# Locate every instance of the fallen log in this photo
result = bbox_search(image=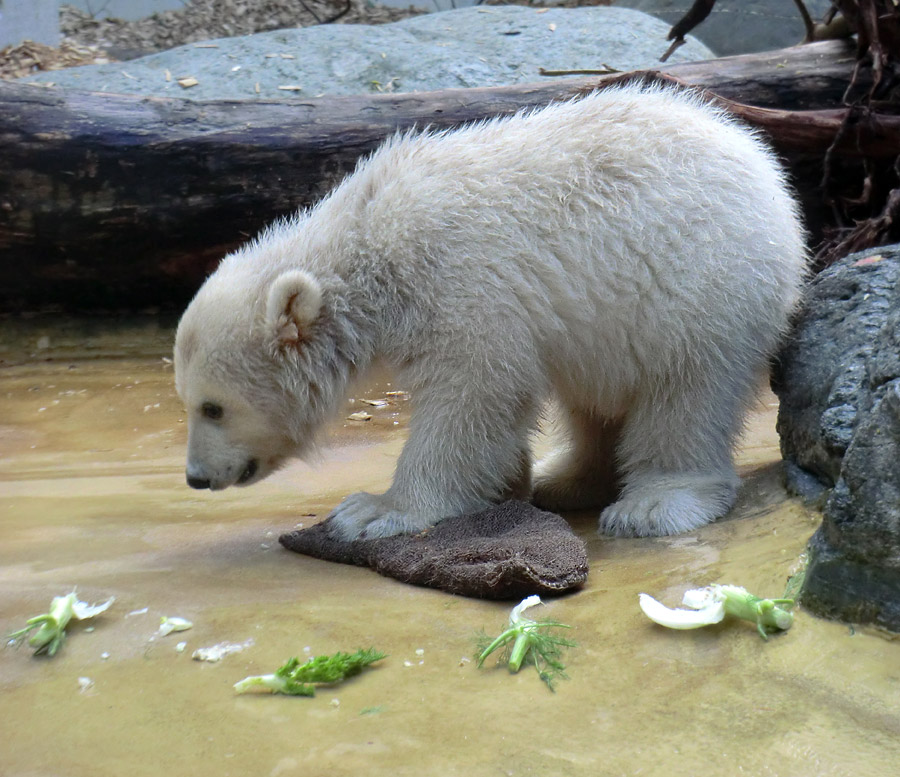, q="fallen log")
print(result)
[0,39,886,312]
